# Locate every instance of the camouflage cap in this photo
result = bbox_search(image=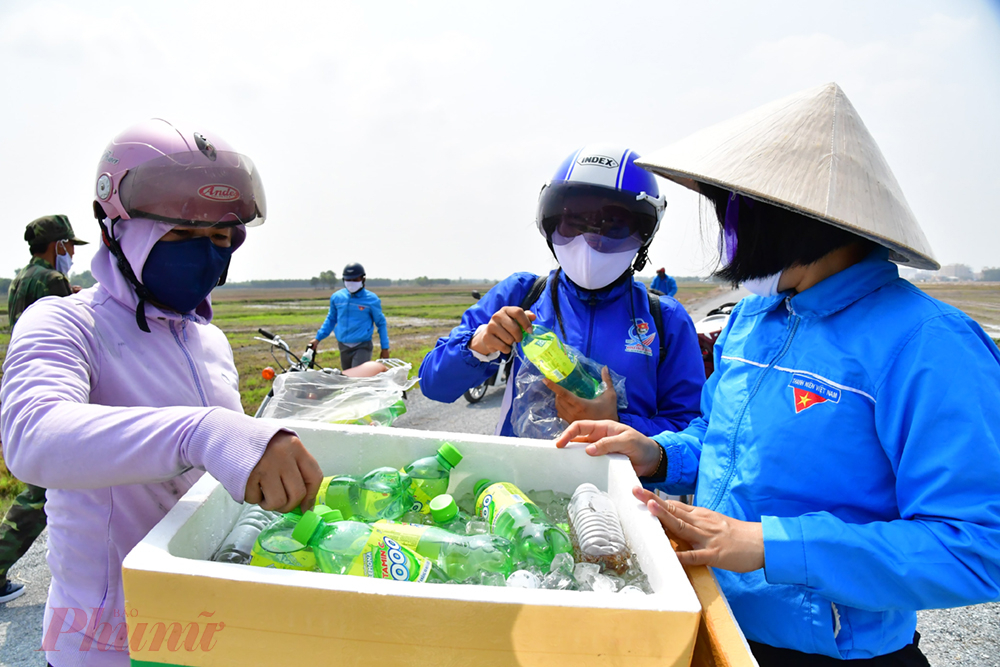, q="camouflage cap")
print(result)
[24,215,88,247]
